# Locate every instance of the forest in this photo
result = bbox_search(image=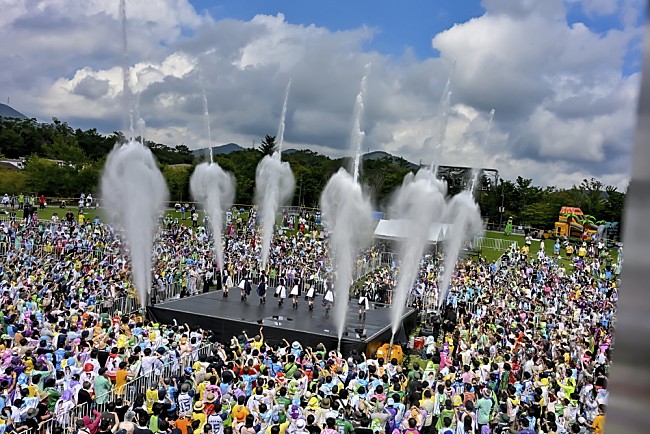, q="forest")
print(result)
[0,117,625,230]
